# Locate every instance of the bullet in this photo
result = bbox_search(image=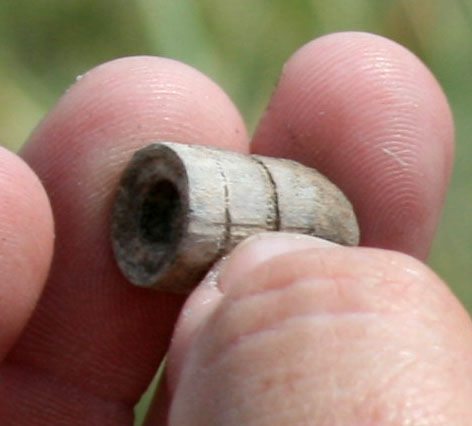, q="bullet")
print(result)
[111,142,359,294]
